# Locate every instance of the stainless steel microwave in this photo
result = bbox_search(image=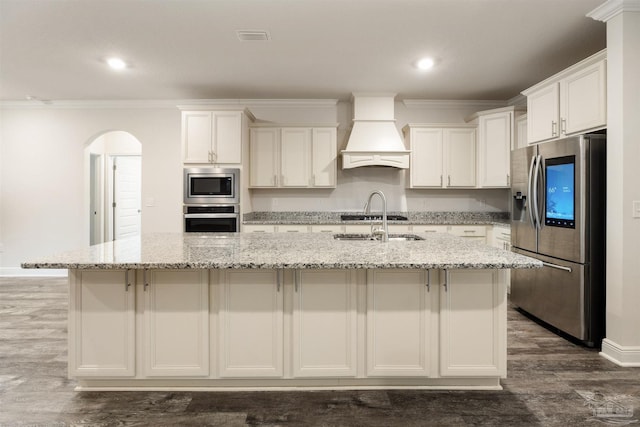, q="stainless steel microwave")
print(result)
[183,167,239,205]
